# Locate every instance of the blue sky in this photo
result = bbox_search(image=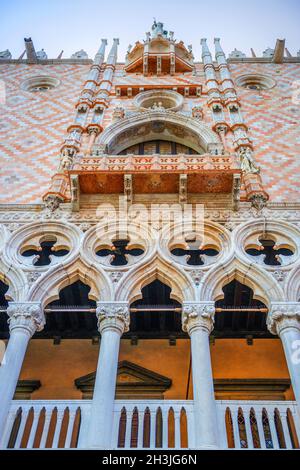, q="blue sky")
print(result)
[1,0,299,60]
